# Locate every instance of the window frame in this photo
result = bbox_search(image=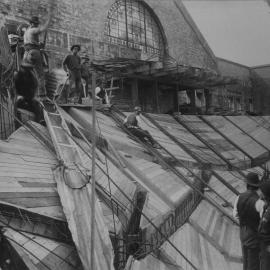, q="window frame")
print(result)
[105,0,164,55]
